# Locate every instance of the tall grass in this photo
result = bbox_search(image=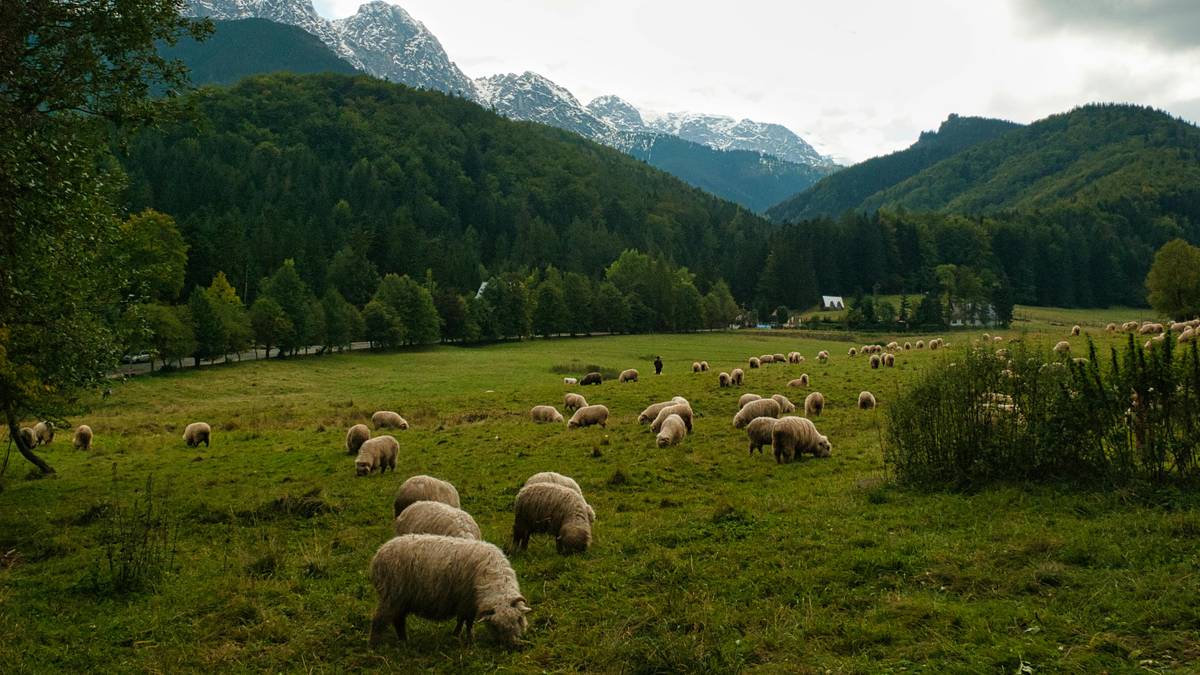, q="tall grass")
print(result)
[885,333,1200,488]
